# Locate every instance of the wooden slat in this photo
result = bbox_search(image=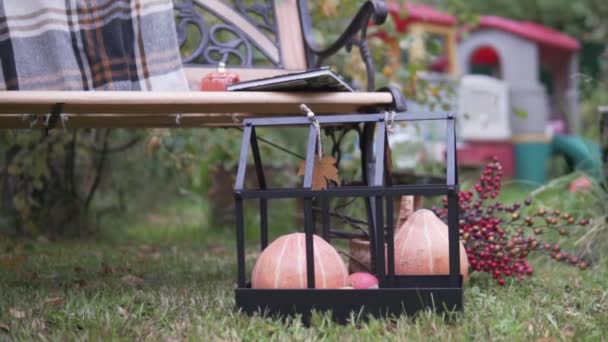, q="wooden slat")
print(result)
[0,91,393,115]
[276,0,308,70]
